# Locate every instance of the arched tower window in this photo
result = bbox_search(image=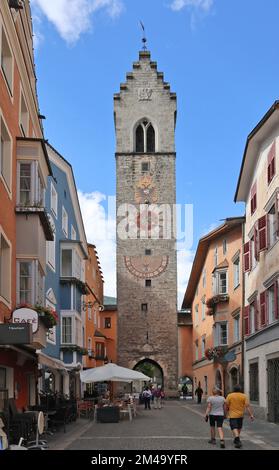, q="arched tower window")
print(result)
[136,124,144,152]
[135,120,156,153]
